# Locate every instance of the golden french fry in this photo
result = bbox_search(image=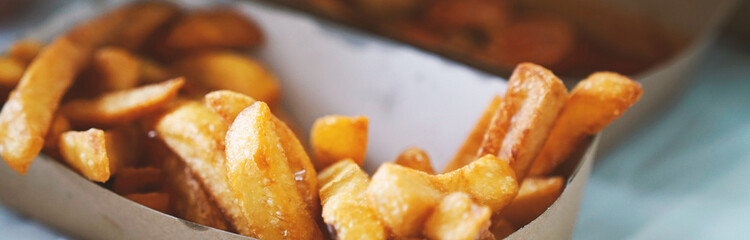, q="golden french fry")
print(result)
[163,154,230,231]
[367,154,518,237]
[58,129,111,182]
[310,115,368,169]
[110,2,178,50]
[444,95,502,172]
[318,160,387,240]
[478,63,568,181]
[65,4,132,49]
[423,192,492,240]
[529,72,642,176]
[225,101,323,239]
[92,47,140,91]
[0,37,87,174]
[204,90,320,218]
[172,52,280,105]
[112,167,164,195]
[8,39,44,65]
[204,90,257,122]
[154,101,249,234]
[61,78,184,127]
[500,177,564,226]
[124,192,170,213]
[0,57,25,88]
[163,9,264,50]
[395,147,435,174]
[489,215,516,239]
